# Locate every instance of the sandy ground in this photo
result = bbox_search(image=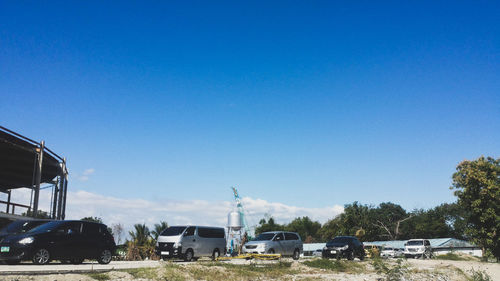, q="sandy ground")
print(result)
[0,258,498,281]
